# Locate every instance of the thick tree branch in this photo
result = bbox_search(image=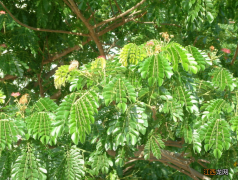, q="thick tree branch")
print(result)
[163,139,183,148]
[107,146,211,180]
[66,0,105,56]
[231,44,238,65]
[0,1,89,37]
[94,0,146,28]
